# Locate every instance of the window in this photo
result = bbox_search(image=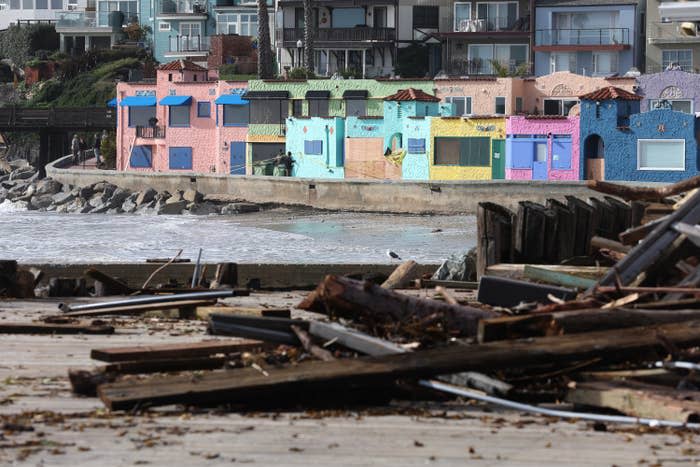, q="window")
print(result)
[552,11,619,45]
[469,44,527,74]
[454,2,471,31]
[495,97,506,115]
[250,99,288,124]
[638,139,685,171]
[97,1,138,27]
[413,6,438,29]
[50,0,61,8]
[434,137,490,166]
[308,99,329,117]
[9,0,19,8]
[35,0,47,8]
[129,146,152,168]
[408,138,426,154]
[550,52,576,73]
[169,105,191,127]
[304,140,323,155]
[169,147,193,170]
[128,107,156,128]
[445,96,472,116]
[515,97,523,113]
[223,104,249,126]
[476,1,517,31]
[216,13,259,35]
[22,0,31,8]
[552,136,572,170]
[593,52,618,75]
[543,99,578,116]
[197,101,210,118]
[649,99,693,114]
[168,73,173,82]
[332,8,365,27]
[180,22,201,39]
[346,99,367,117]
[662,50,692,71]
[159,22,171,31]
[292,100,303,117]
